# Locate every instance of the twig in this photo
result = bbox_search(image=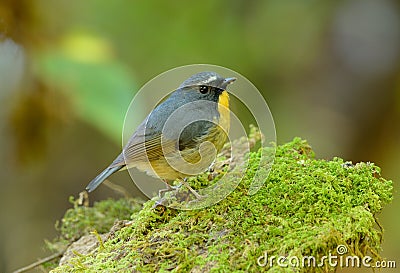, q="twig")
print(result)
[103,179,132,198]
[12,250,64,273]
